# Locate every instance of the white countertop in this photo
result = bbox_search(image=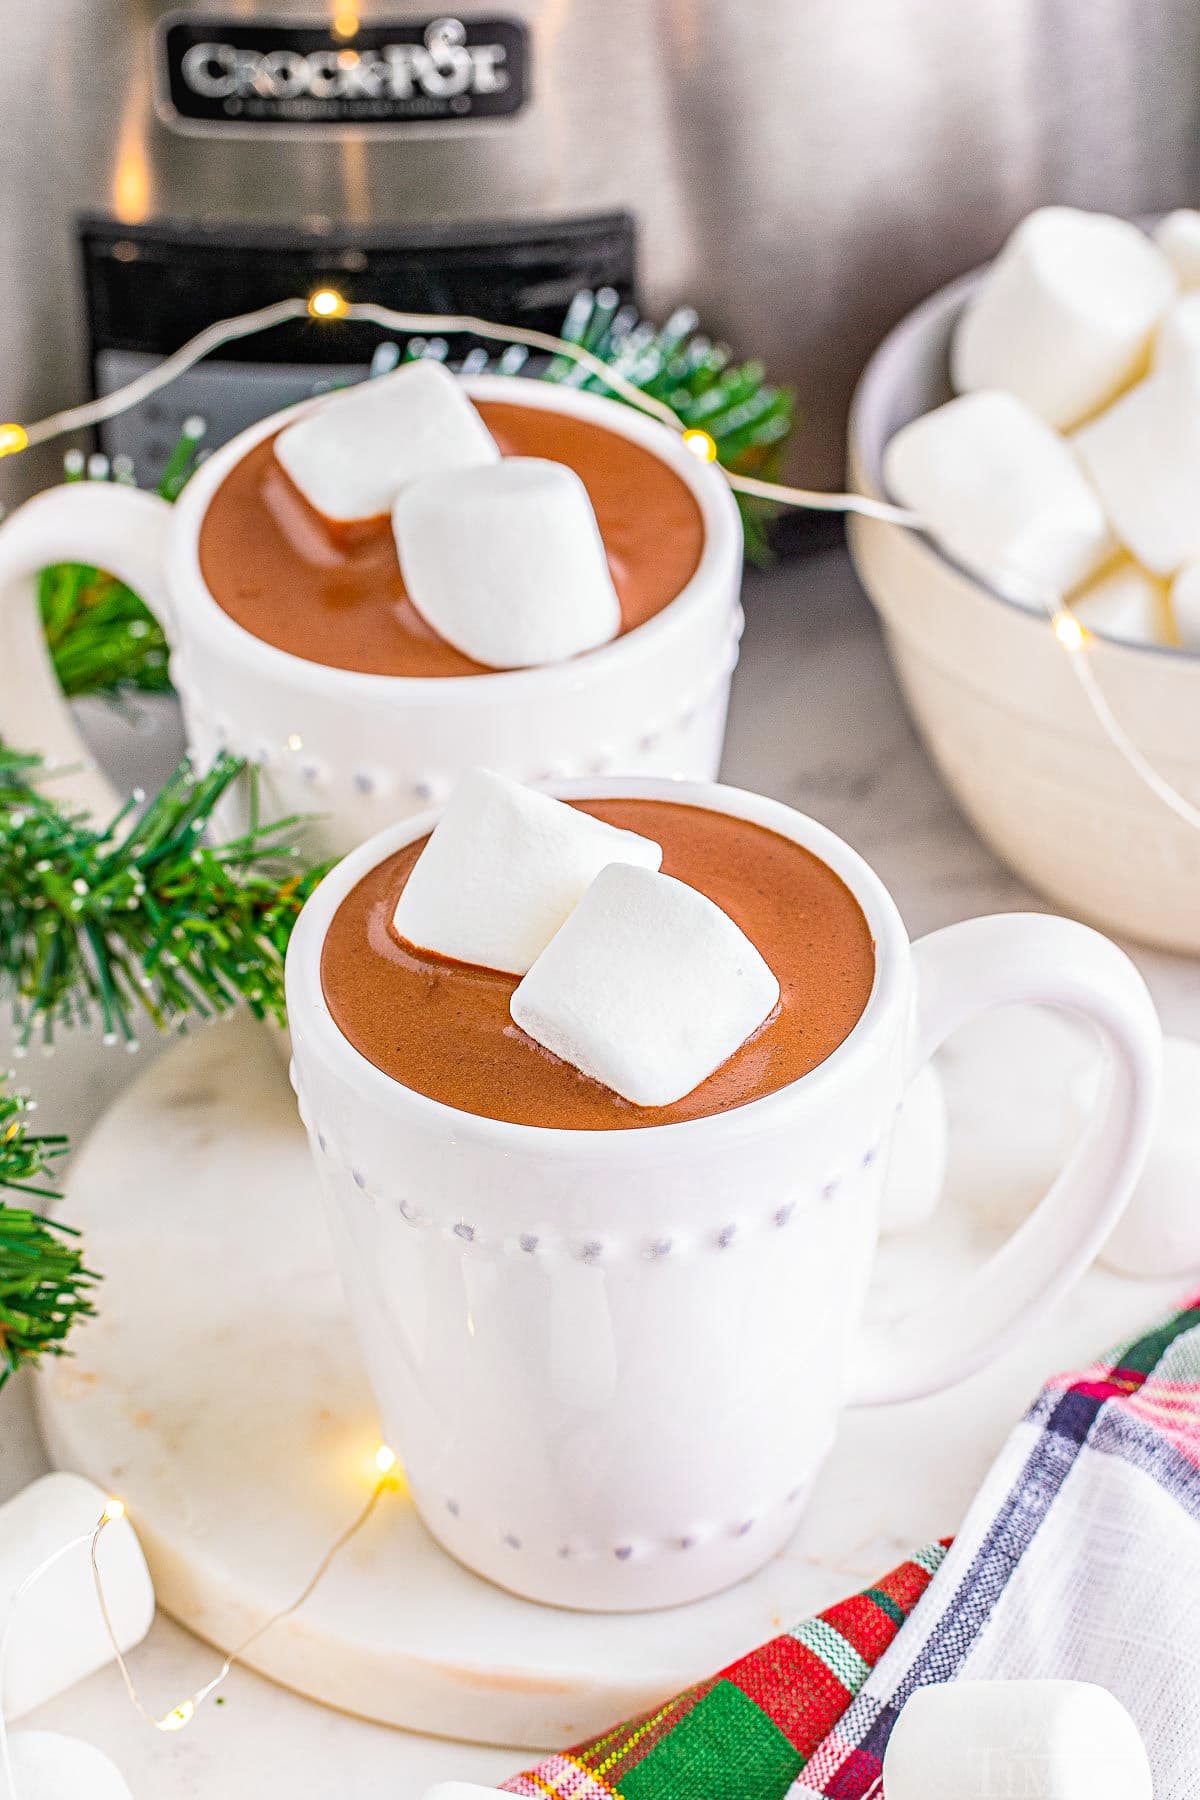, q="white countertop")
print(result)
[5,548,1197,1798]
